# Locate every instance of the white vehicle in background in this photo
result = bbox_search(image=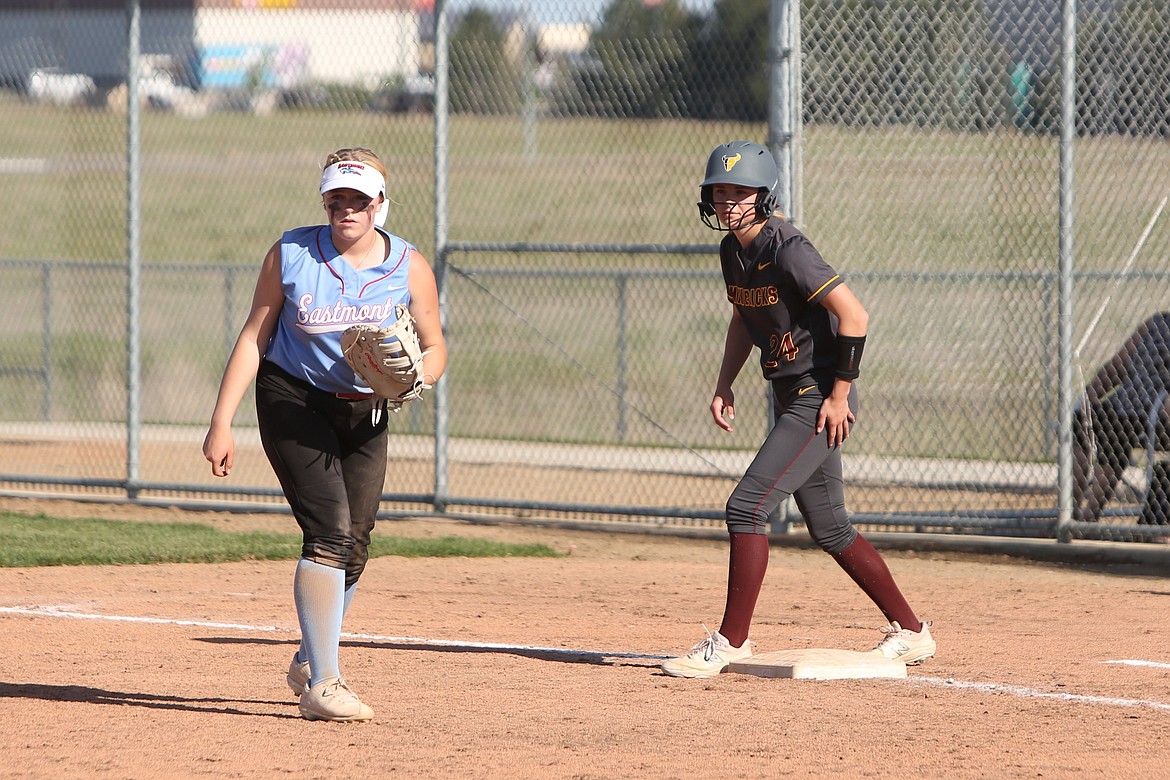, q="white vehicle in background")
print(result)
[26,68,96,105]
[102,56,207,116]
[137,55,199,112]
